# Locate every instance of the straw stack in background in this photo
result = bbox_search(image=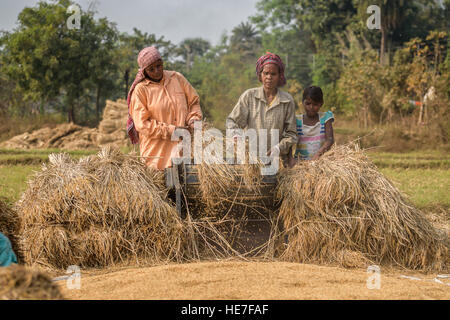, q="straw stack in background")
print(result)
[276,143,449,271]
[97,99,130,147]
